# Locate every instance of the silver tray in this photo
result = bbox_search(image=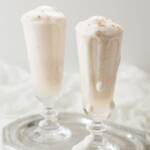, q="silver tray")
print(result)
[3,113,150,150]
